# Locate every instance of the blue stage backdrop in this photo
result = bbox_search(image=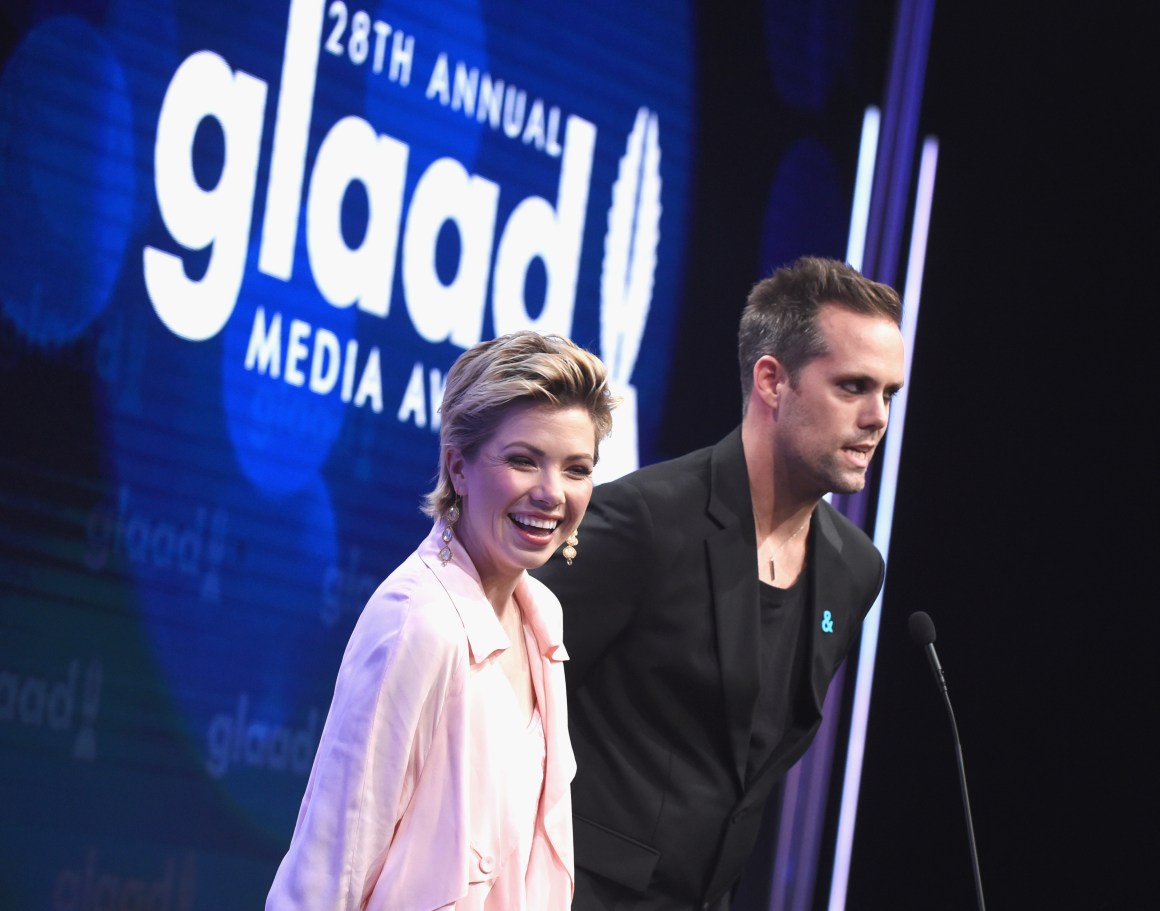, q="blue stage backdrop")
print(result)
[0,1,903,907]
